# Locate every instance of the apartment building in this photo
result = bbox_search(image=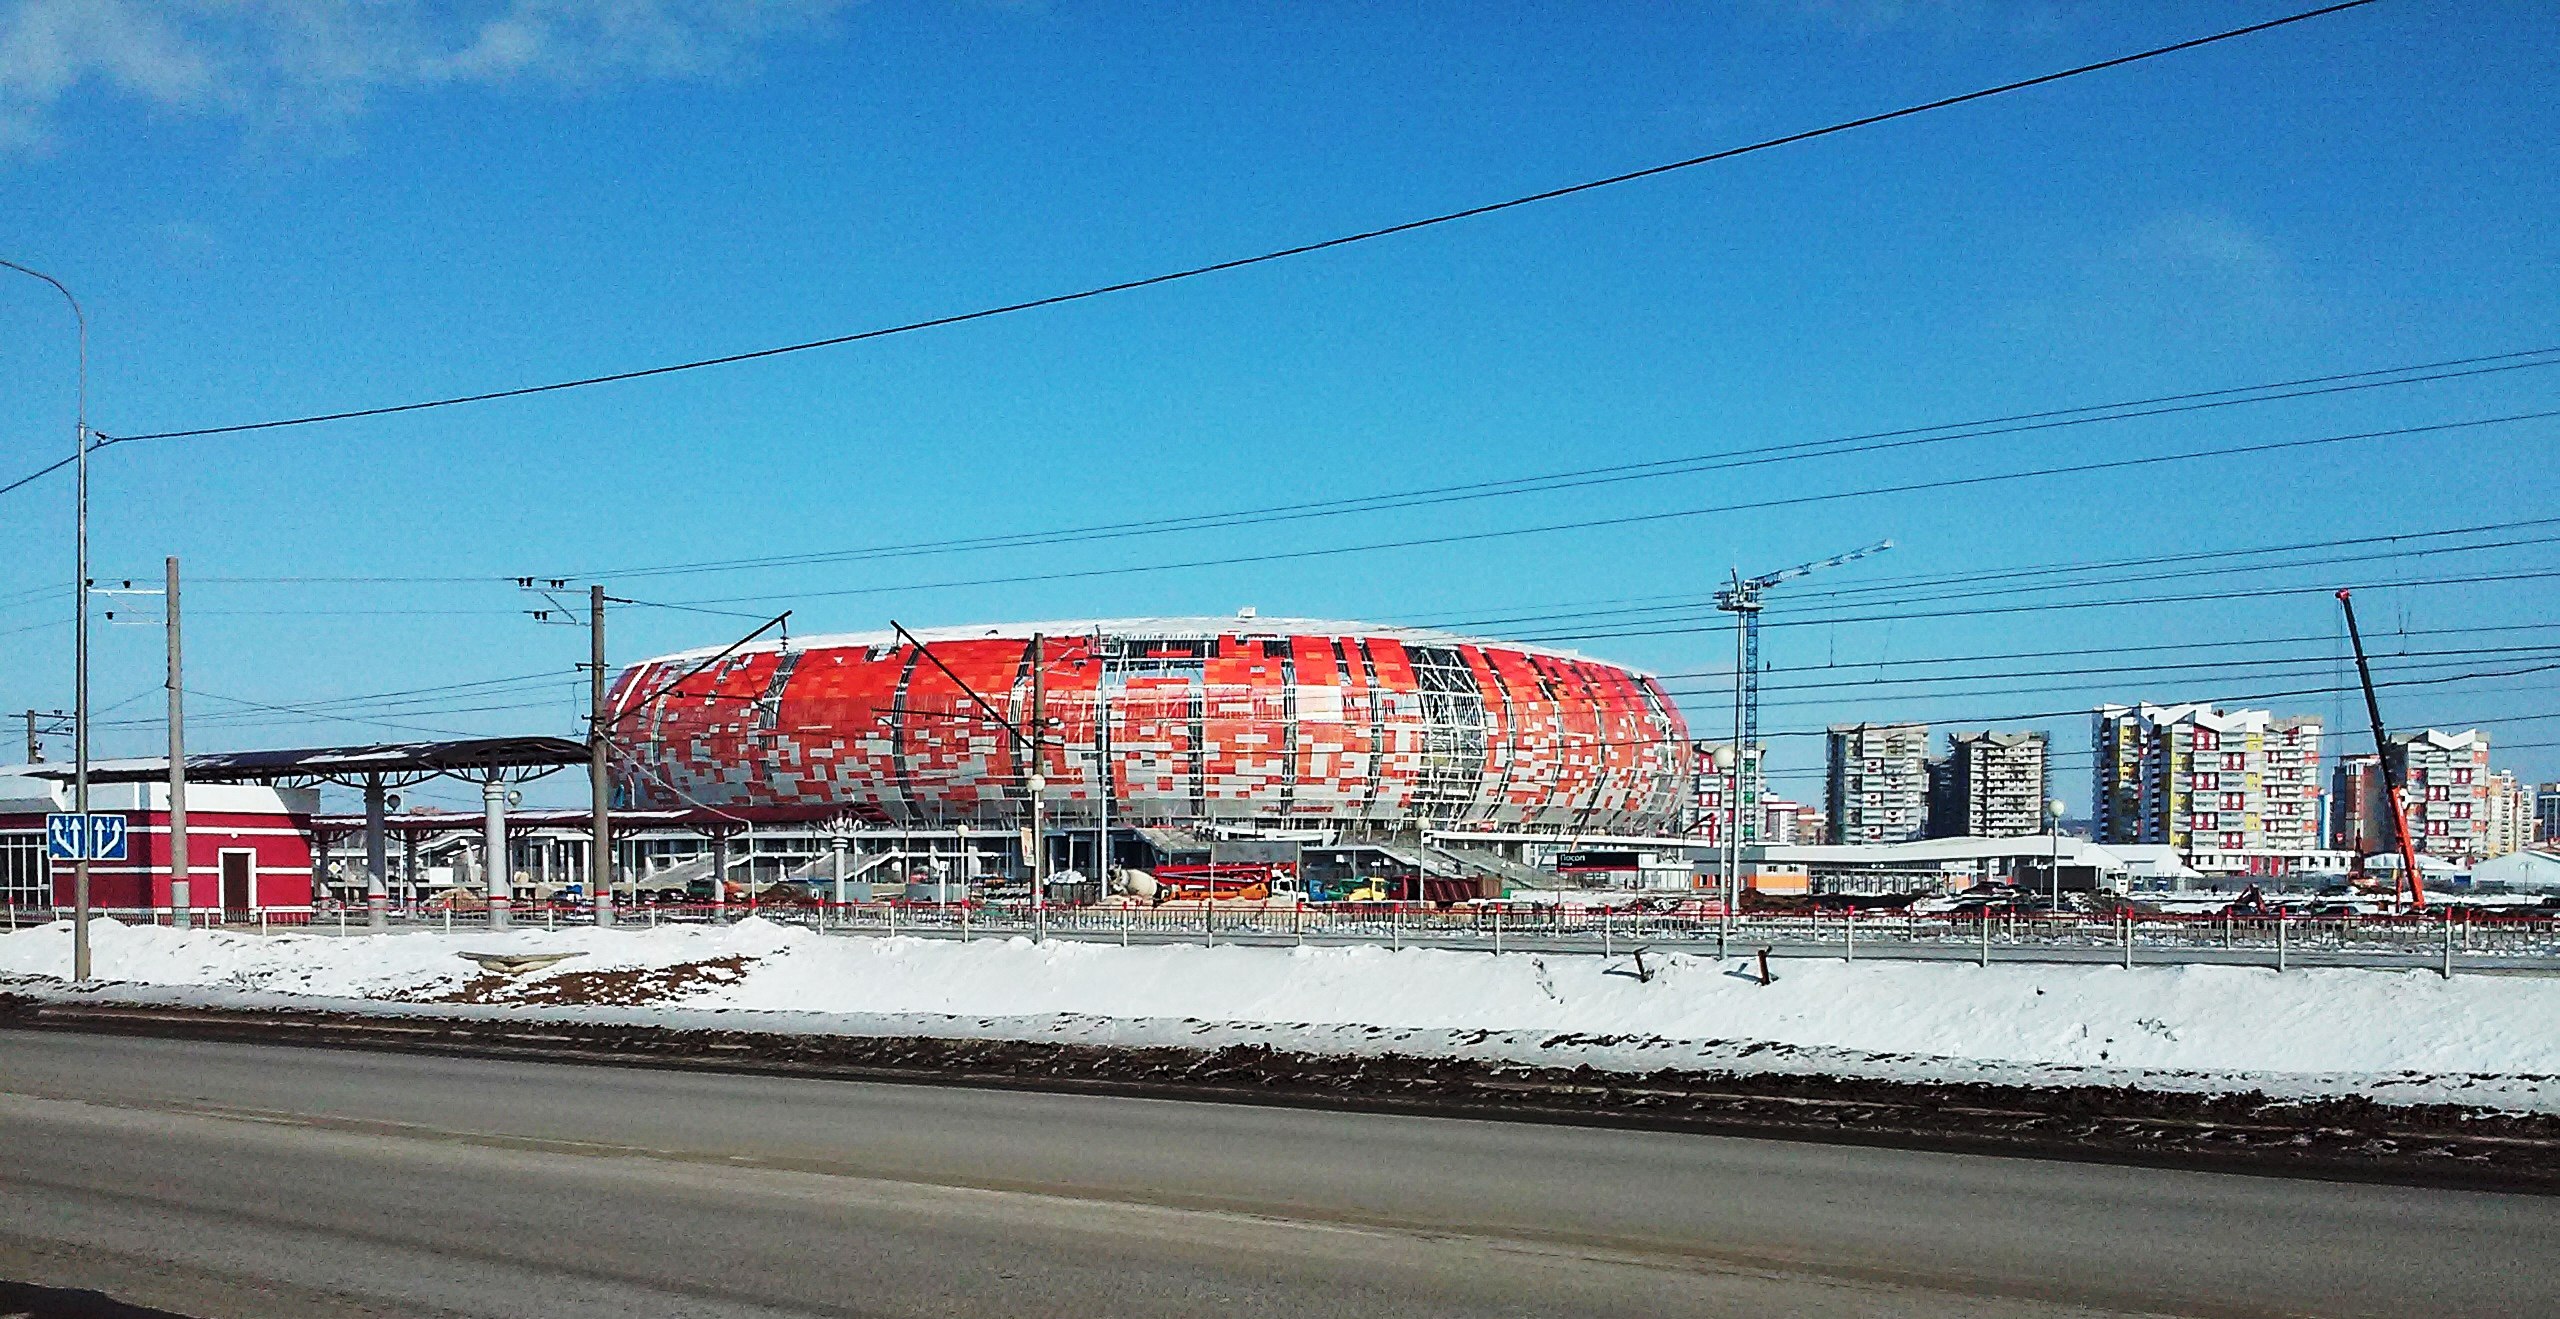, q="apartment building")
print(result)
[2383,729,2492,859]
[1760,797,1823,845]
[1825,722,1928,845]
[1689,741,1764,846]
[2329,753,2386,853]
[1925,730,2051,838]
[2093,703,2323,867]
[2482,769,2533,859]
[2540,783,2560,846]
